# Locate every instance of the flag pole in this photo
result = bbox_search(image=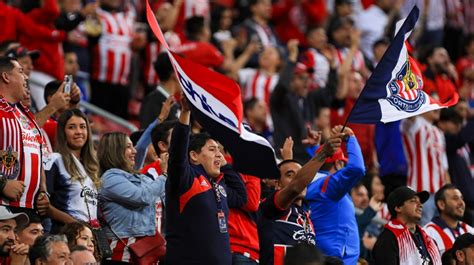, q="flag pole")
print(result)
[340,85,366,133]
